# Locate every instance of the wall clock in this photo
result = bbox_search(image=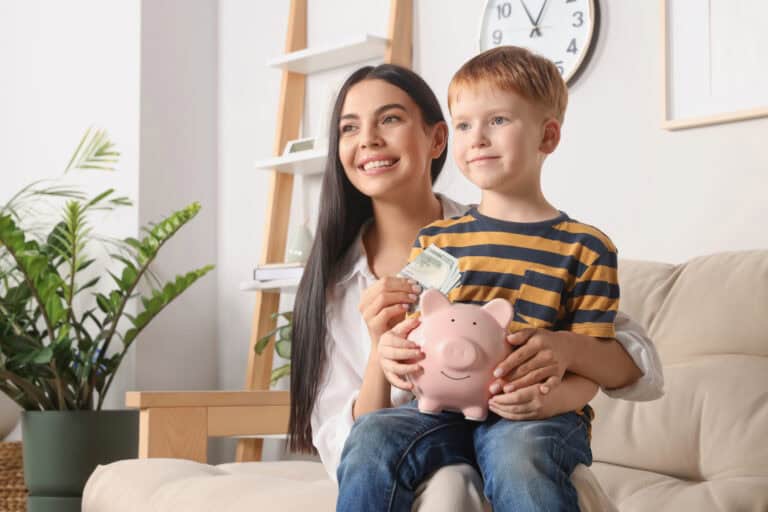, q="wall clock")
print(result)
[478,0,600,86]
